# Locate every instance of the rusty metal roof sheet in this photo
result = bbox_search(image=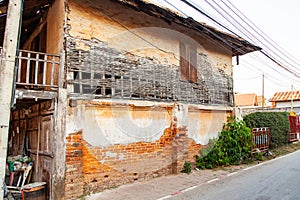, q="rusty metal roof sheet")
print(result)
[269,91,300,102]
